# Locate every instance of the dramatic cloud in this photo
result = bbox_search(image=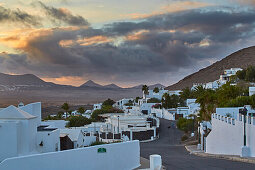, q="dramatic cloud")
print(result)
[37,1,89,26]
[1,7,255,85]
[0,6,41,26]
